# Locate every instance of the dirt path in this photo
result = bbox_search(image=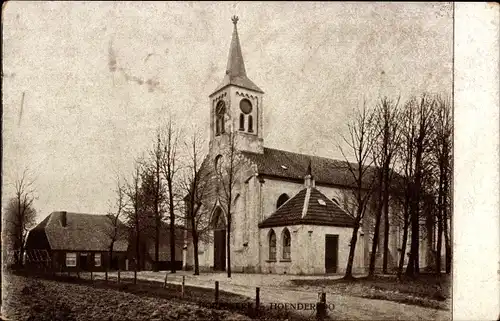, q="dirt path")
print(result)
[95,272,450,320]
